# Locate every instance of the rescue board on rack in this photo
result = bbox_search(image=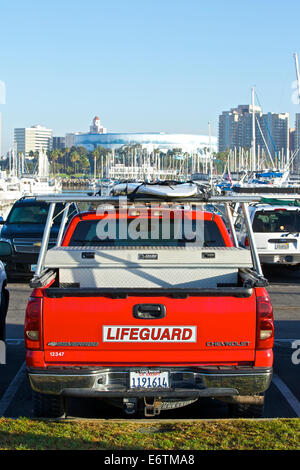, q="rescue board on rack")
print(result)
[110,182,198,198]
